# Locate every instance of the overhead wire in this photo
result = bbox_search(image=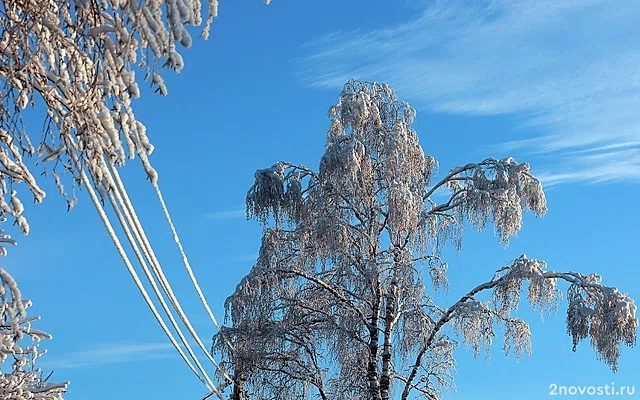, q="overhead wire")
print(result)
[108,163,234,382]
[103,171,219,392]
[64,132,227,398]
[77,164,217,394]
